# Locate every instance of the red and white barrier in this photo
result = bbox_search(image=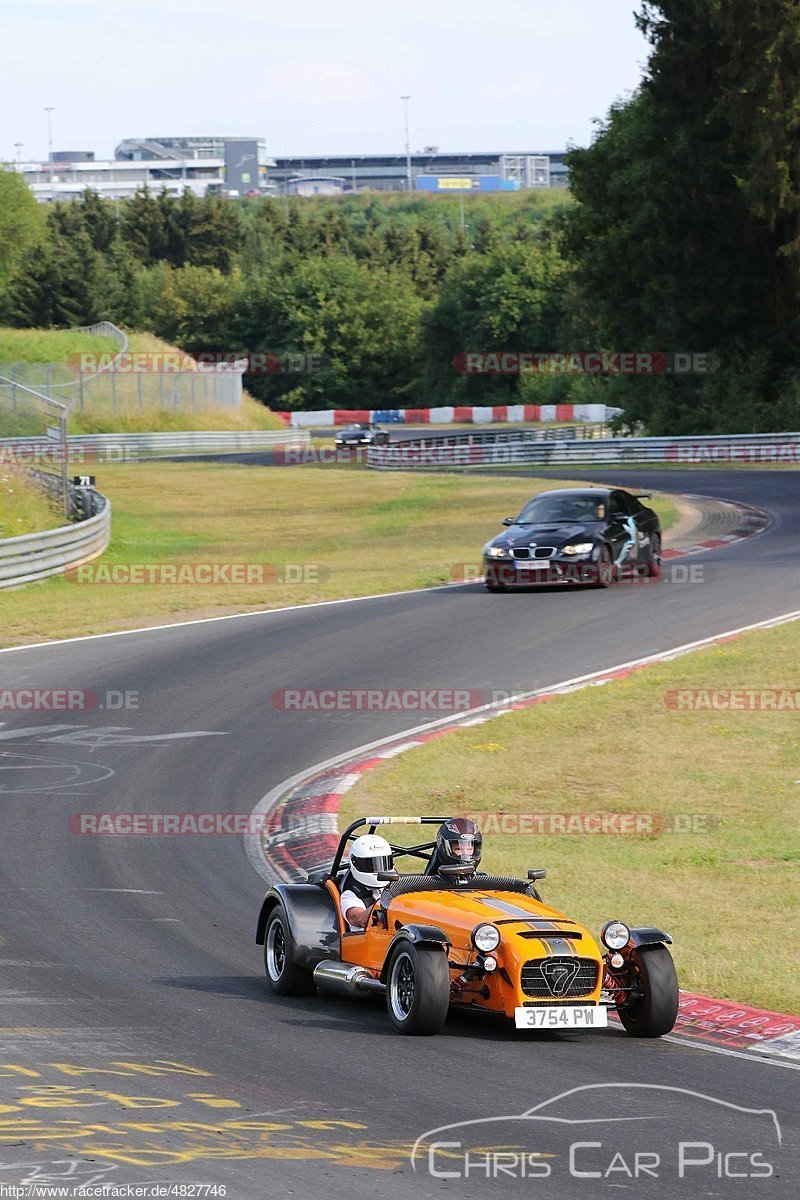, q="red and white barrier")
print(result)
[275,404,611,428]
